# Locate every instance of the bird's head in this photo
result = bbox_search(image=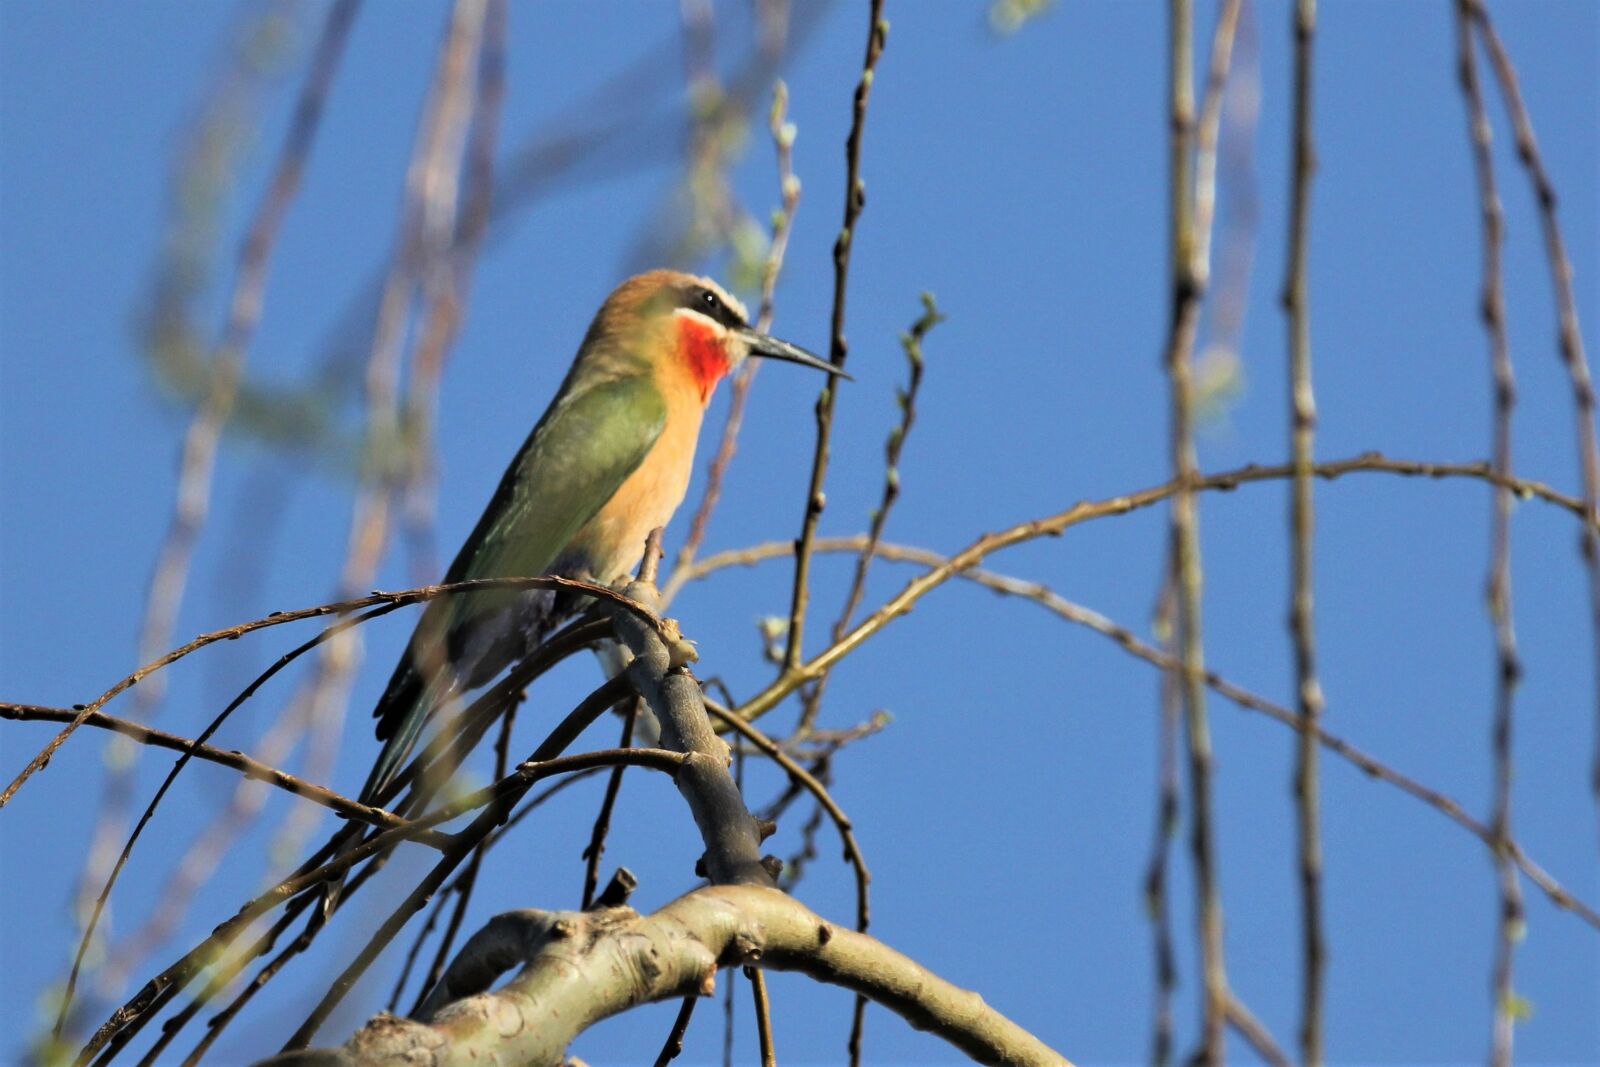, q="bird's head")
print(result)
[592,270,847,403]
